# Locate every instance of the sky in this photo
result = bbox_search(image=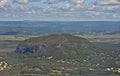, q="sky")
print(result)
[0,0,120,21]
